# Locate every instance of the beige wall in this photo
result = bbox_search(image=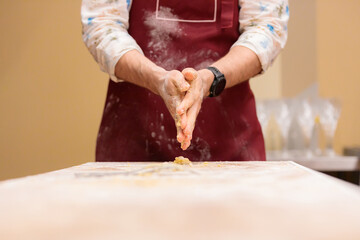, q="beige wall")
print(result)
[1,0,360,180]
[281,0,317,97]
[251,0,318,99]
[317,0,360,153]
[0,1,108,180]
[251,54,282,99]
